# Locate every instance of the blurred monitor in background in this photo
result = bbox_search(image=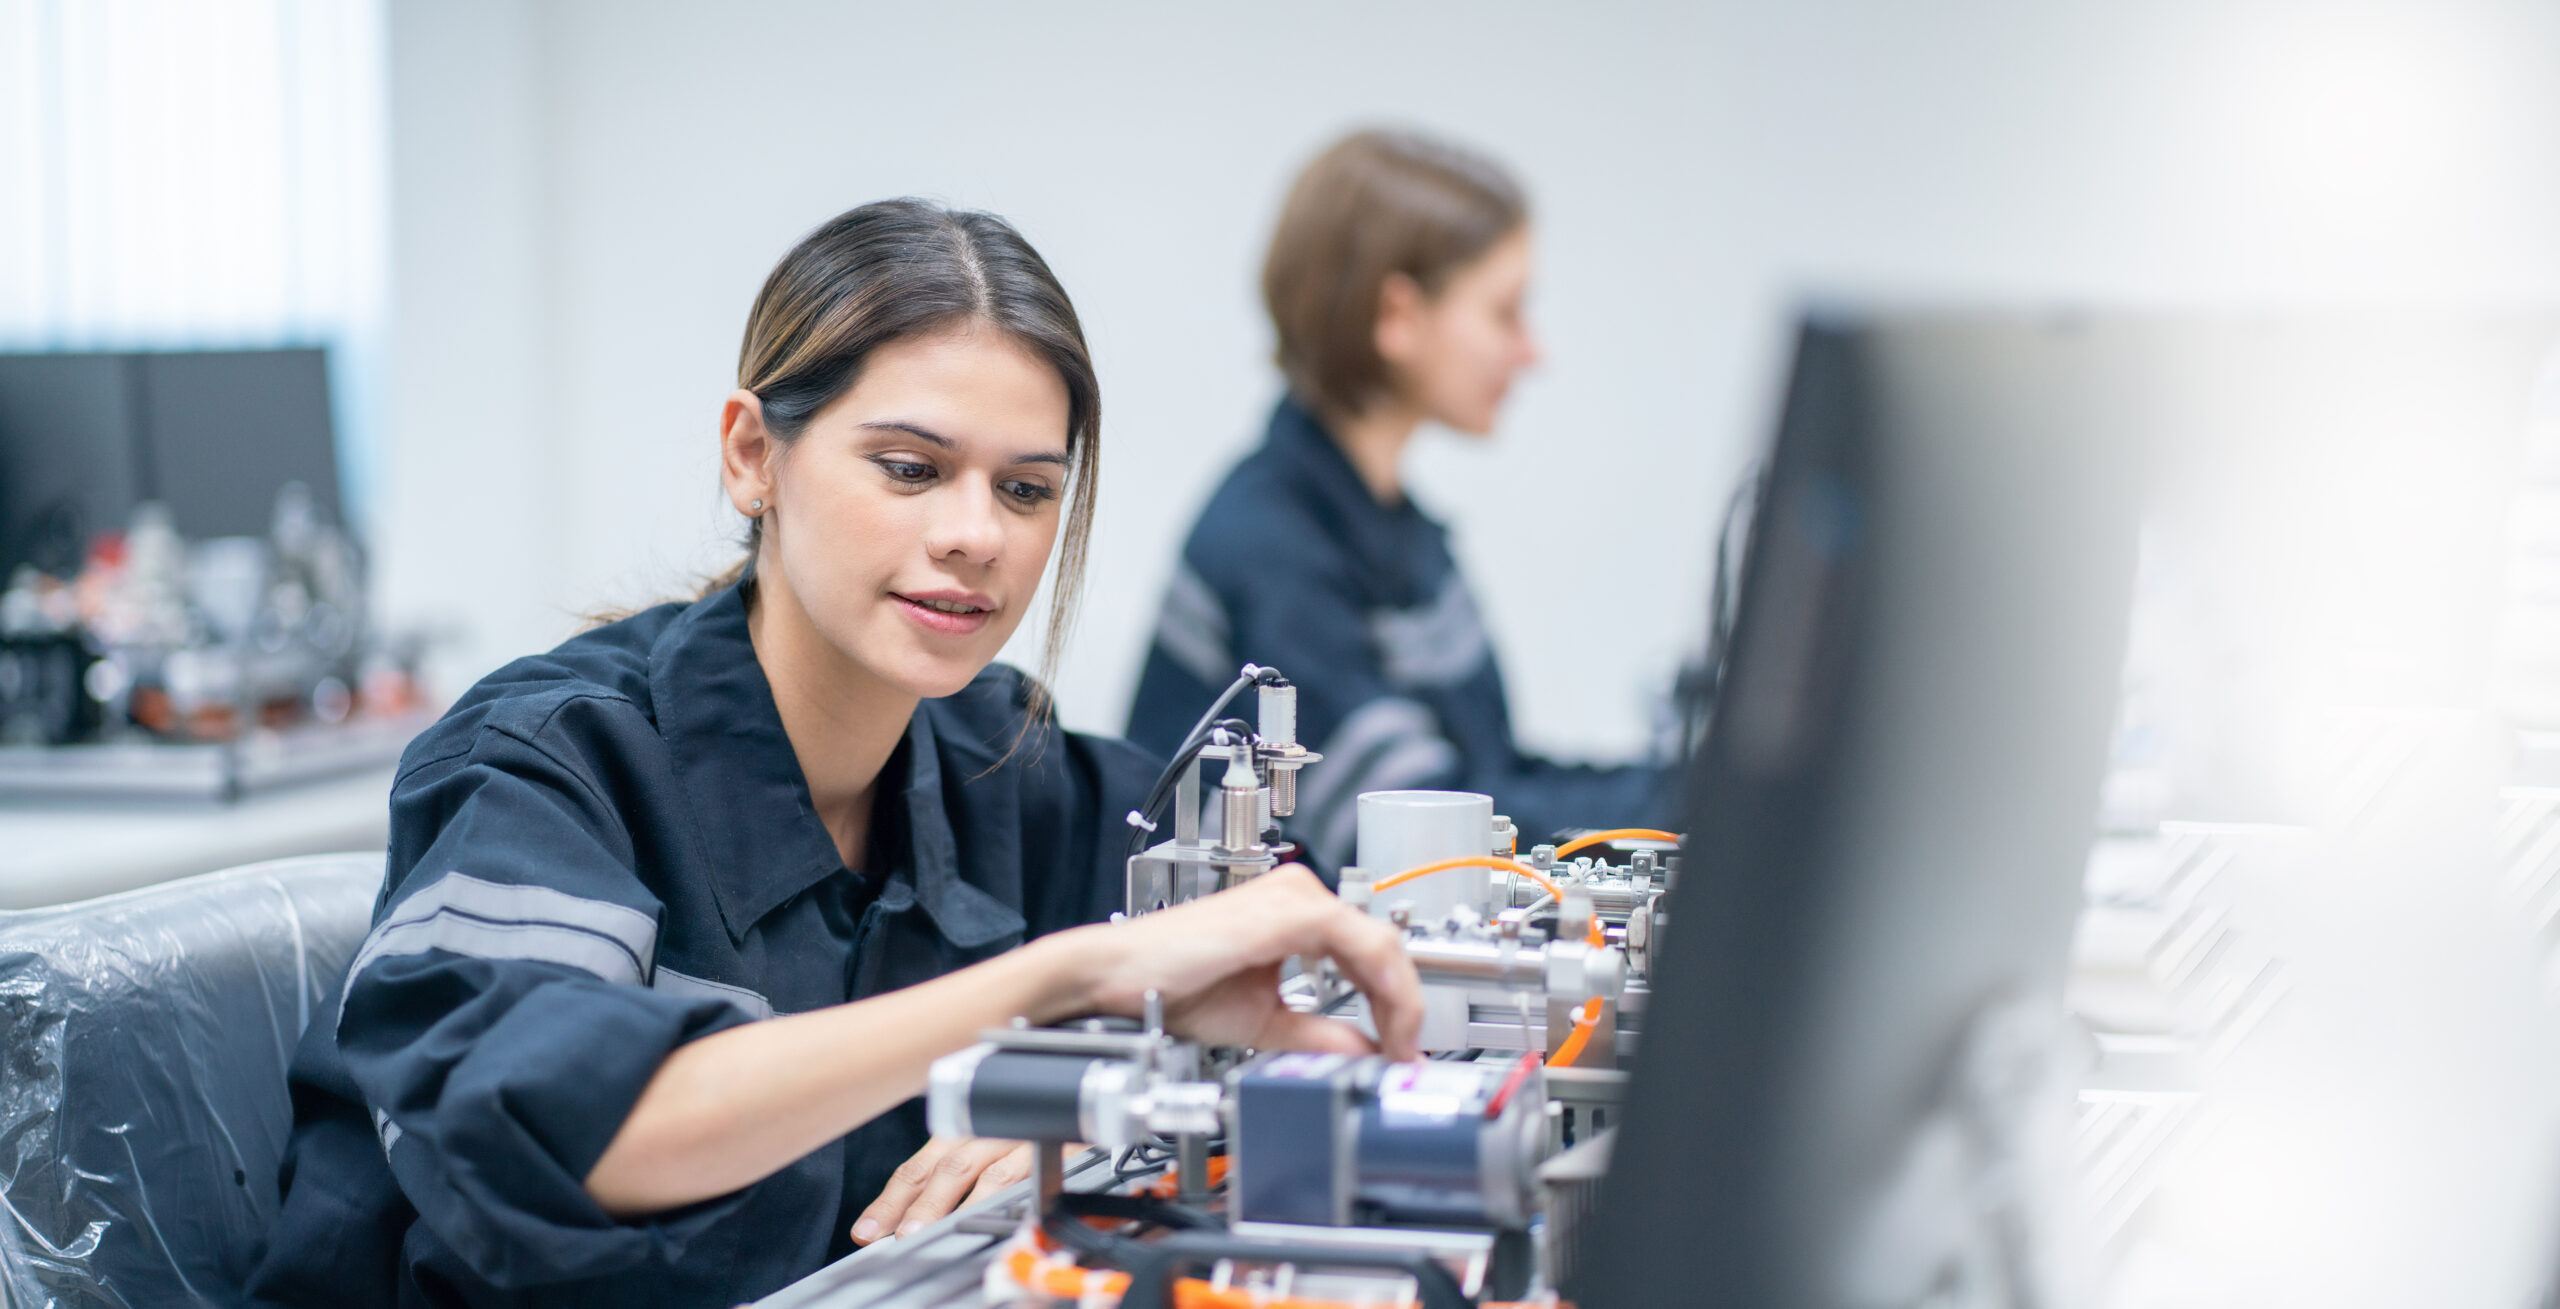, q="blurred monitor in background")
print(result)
[1574,315,2144,1307]
[0,348,345,576]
